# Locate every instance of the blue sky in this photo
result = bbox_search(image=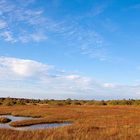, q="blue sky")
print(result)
[0,0,140,99]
